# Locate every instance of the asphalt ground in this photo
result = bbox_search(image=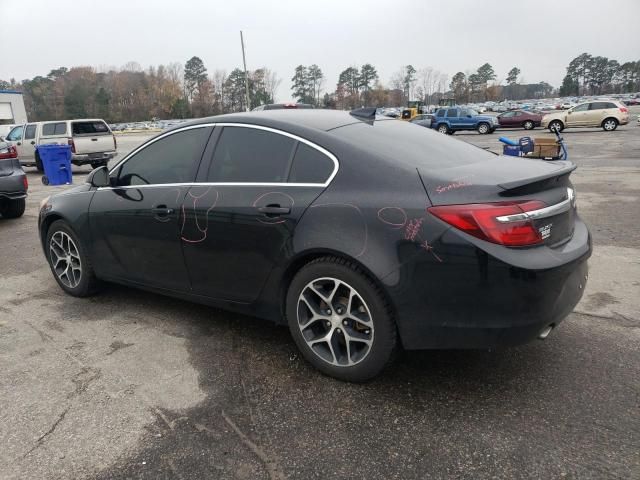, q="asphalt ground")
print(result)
[1,109,639,479]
